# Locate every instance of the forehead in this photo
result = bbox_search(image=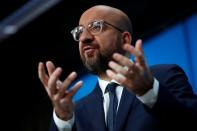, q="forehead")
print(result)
[79,8,111,25]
